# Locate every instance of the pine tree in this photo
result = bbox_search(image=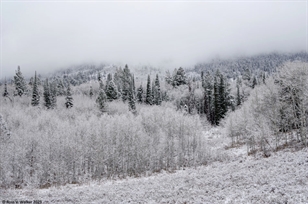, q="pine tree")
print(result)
[31,71,40,106]
[252,76,257,89]
[213,71,220,125]
[121,64,131,102]
[65,83,73,108]
[97,72,102,82]
[50,81,57,109]
[218,73,227,119]
[14,66,27,97]
[204,72,214,124]
[128,85,136,113]
[154,74,162,105]
[3,78,9,97]
[145,75,152,105]
[136,84,144,103]
[236,84,241,106]
[173,67,187,87]
[43,79,51,109]
[57,79,65,96]
[106,81,118,101]
[96,84,107,112]
[107,73,112,83]
[89,86,93,99]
